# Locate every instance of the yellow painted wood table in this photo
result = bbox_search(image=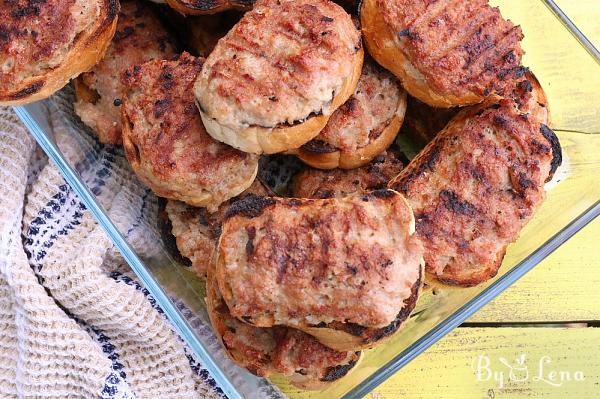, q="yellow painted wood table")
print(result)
[278,1,600,398]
